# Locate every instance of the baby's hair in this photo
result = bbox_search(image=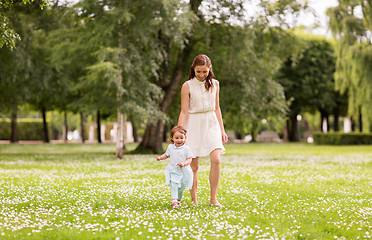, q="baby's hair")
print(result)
[188,54,215,91]
[169,126,187,143]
